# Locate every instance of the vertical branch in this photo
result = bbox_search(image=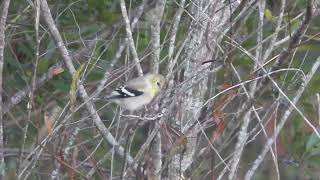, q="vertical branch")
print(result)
[20,0,41,174]
[32,0,41,119]
[146,0,166,179]
[147,0,166,73]
[228,0,265,179]
[119,0,143,76]
[167,0,186,75]
[0,0,11,177]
